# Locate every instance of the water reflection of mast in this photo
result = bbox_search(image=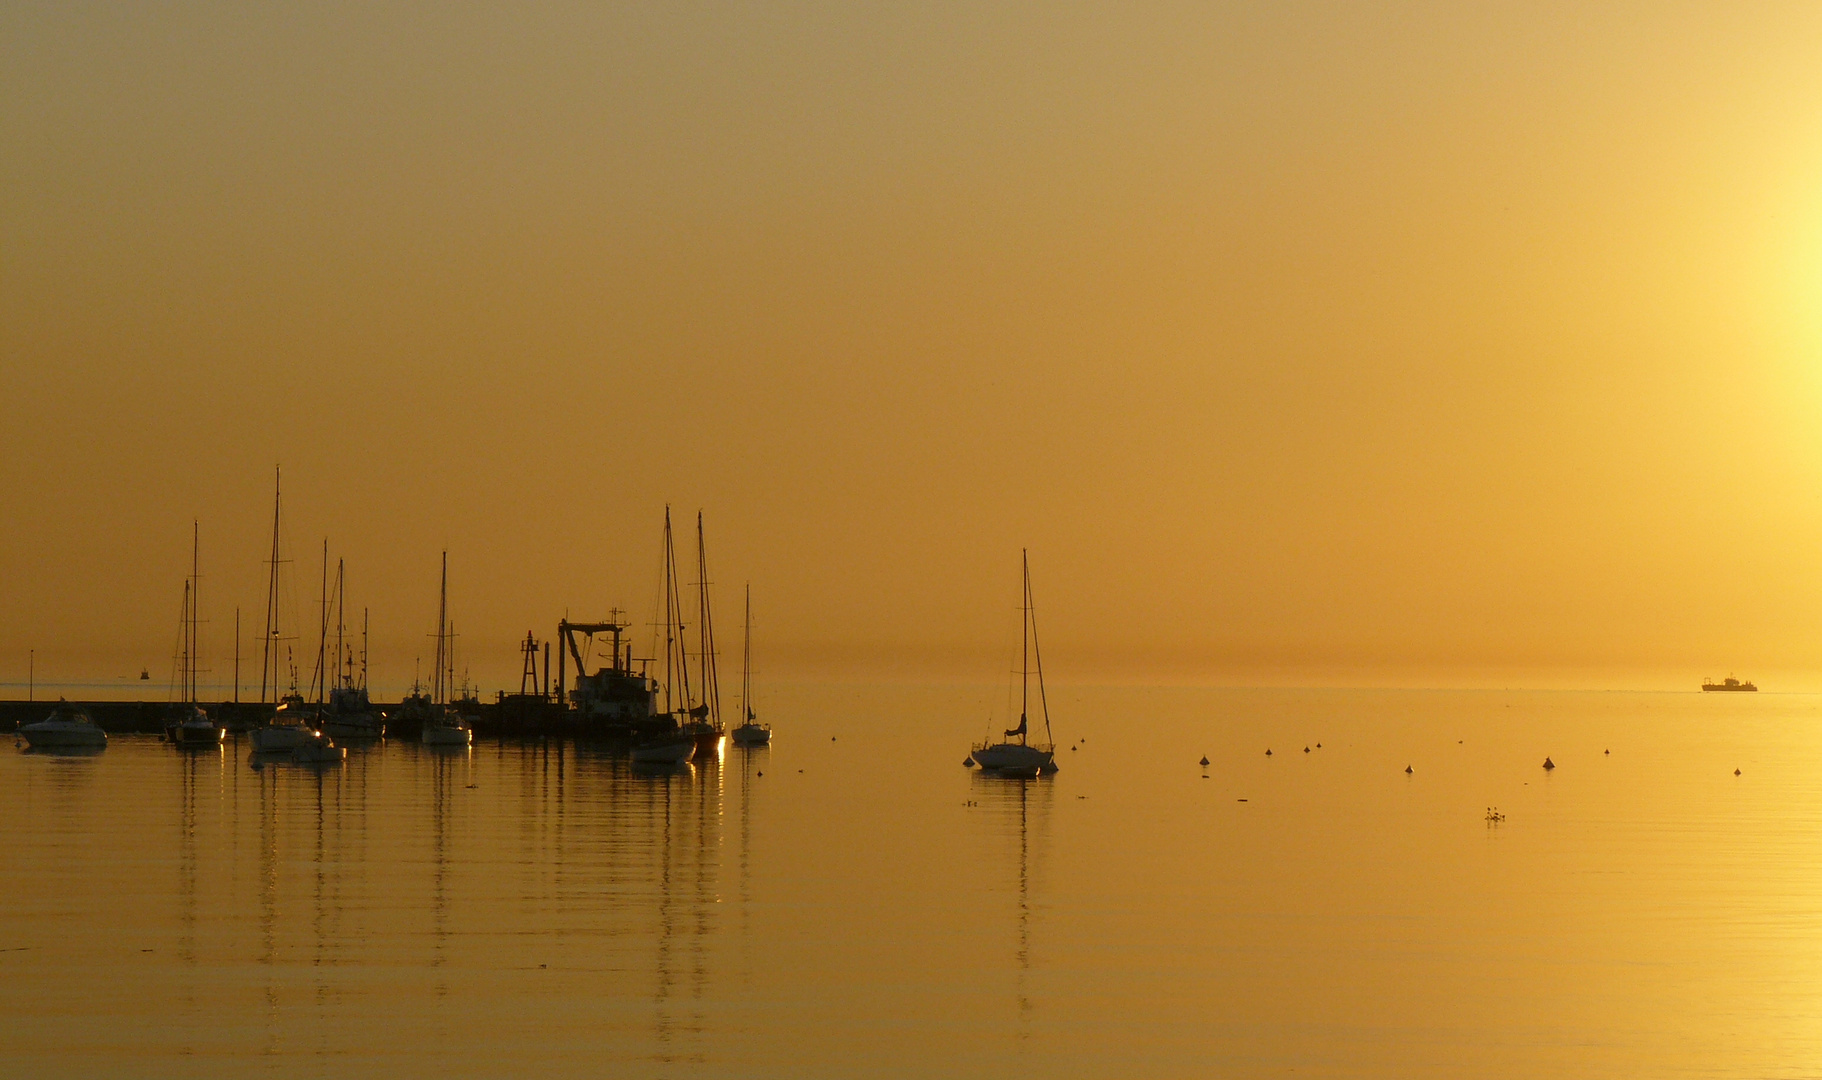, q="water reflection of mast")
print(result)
[257,765,281,1055]
[430,748,460,997]
[977,773,1052,1033]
